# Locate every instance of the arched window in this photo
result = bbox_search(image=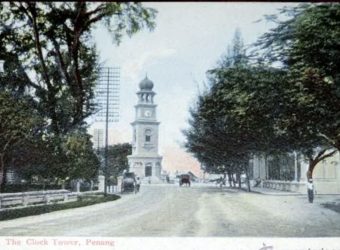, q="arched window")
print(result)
[145,129,152,142]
